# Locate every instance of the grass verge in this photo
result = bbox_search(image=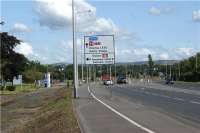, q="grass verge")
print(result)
[0,84,36,95]
[1,85,80,133]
